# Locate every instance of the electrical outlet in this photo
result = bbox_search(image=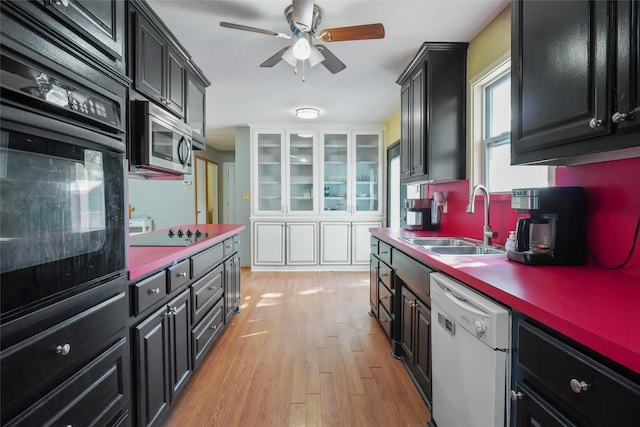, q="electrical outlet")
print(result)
[443,199,448,213]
